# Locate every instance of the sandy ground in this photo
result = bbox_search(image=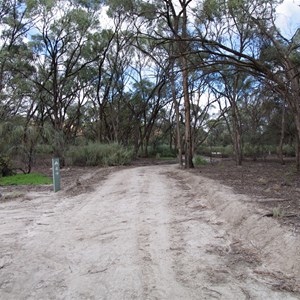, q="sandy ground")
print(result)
[0,165,299,299]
